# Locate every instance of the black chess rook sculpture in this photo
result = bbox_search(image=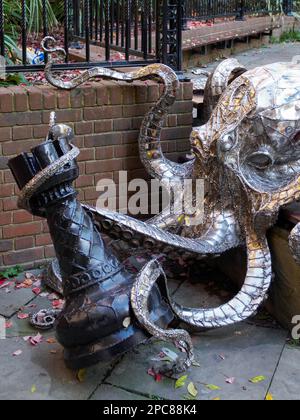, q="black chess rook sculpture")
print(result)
[8,121,174,370]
